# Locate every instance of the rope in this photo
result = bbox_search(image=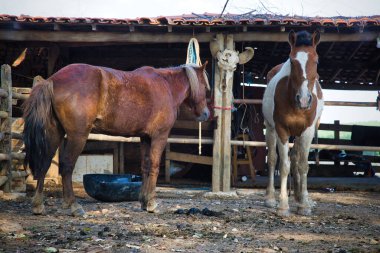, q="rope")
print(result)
[13,72,34,80]
[238,47,249,146]
[186,37,203,155]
